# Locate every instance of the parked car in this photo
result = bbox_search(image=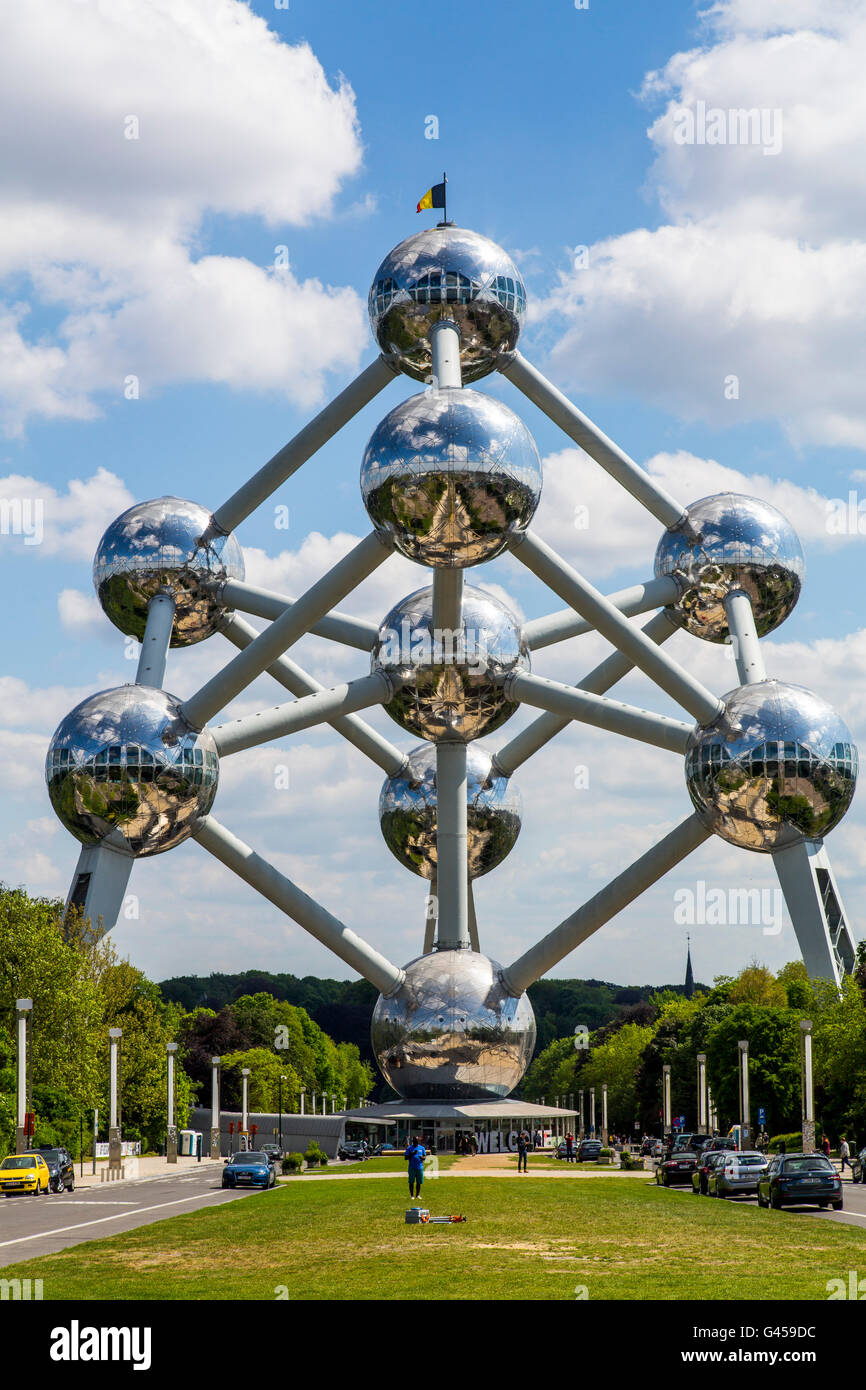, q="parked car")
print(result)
[757,1153,843,1210]
[260,1144,282,1164]
[702,1137,738,1155]
[555,1139,579,1160]
[0,1151,51,1196]
[850,1146,866,1183]
[221,1151,276,1190]
[371,1143,401,1157]
[691,1149,728,1195]
[708,1151,769,1198]
[338,1140,369,1161]
[650,1139,664,1158]
[657,1150,700,1186]
[576,1139,602,1162]
[33,1145,75,1193]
